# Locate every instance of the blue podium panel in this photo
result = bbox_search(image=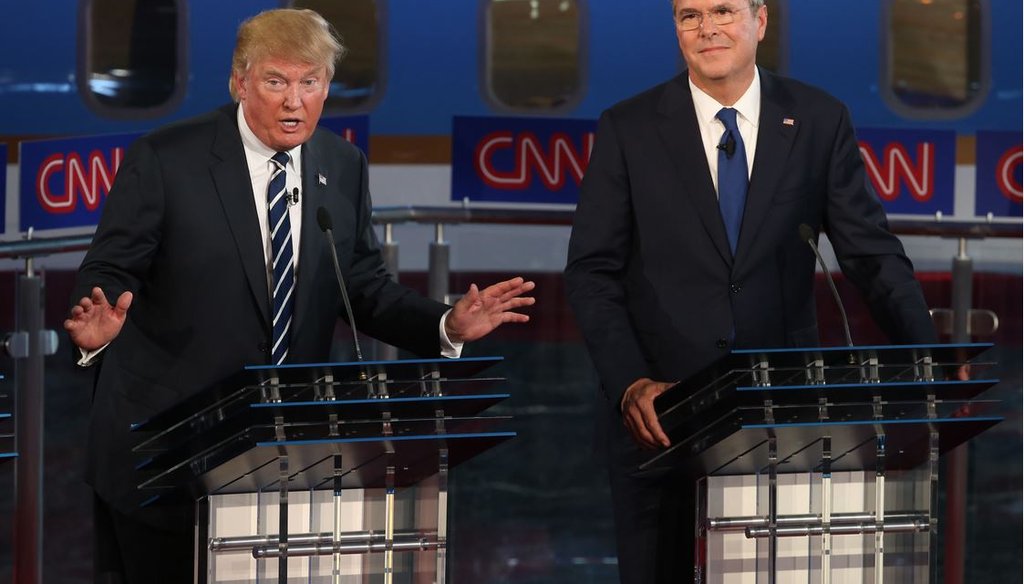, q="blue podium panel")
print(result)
[658,378,1000,437]
[134,356,504,433]
[656,343,994,424]
[0,371,12,462]
[640,414,1001,476]
[0,408,13,463]
[141,431,515,500]
[137,412,511,473]
[135,389,509,453]
[642,343,1002,477]
[130,358,515,505]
